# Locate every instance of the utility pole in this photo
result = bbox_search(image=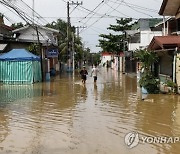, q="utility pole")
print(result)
[36,26,44,81]
[67,1,70,71]
[74,26,86,68]
[67,1,83,72]
[75,26,86,37]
